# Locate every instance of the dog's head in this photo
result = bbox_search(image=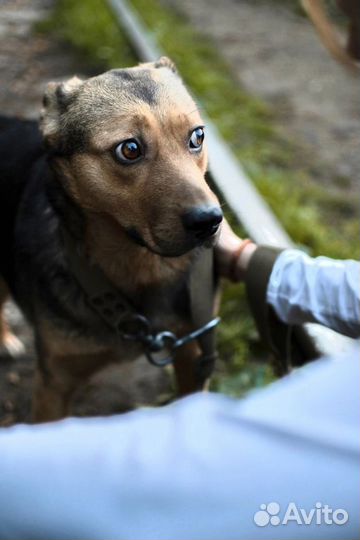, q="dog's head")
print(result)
[41,57,222,257]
